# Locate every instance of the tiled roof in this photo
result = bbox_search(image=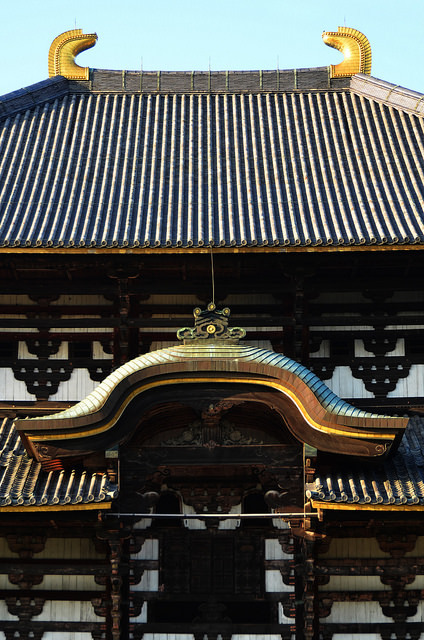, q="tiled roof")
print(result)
[0,418,118,509]
[307,415,424,507]
[1,70,424,249]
